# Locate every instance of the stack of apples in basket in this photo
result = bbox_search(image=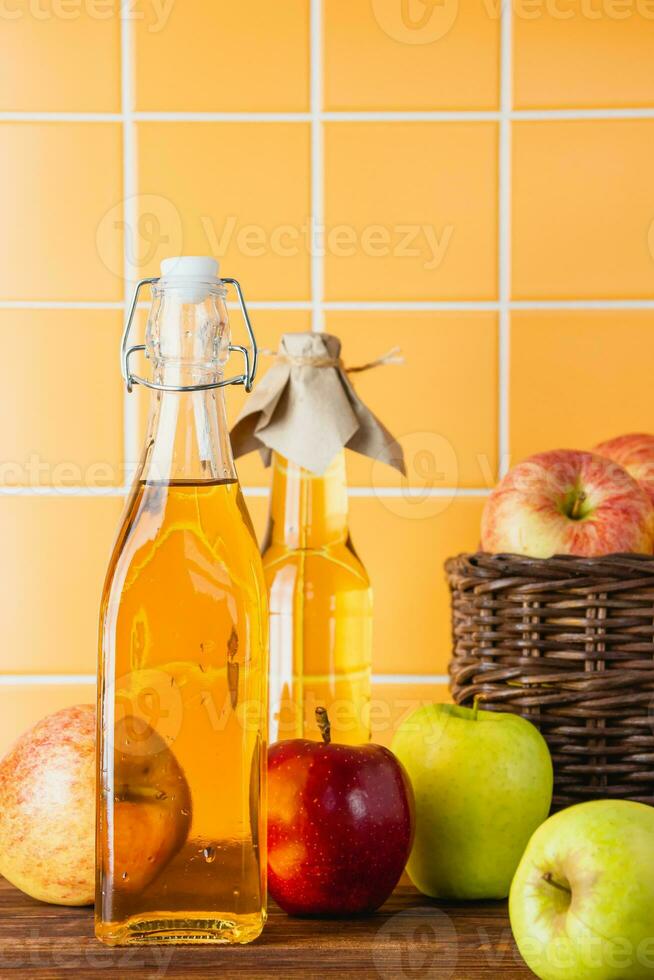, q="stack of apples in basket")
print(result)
[481,435,654,558]
[2,436,654,980]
